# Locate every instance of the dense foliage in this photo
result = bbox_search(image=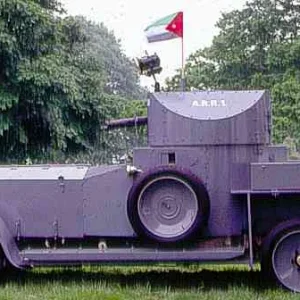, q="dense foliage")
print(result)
[0,0,142,163]
[73,16,145,100]
[166,0,300,150]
